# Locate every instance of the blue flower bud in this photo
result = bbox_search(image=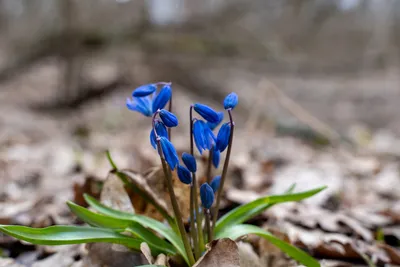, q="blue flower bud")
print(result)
[207,111,224,130]
[216,122,231,152]
[210,175,221,193]
[152,84,172,113]
[150,121,168,149]
[159,109,178,127]
[200,183,214,209]
[159,136,179,170]
[126,96,152,117]
[193,120,205,154]
[212,148,220,168]
[177,165,192,184]
[194,103,220,123]
[132,84,157,97]
[223,92,238,110]
[182,152,197,172]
